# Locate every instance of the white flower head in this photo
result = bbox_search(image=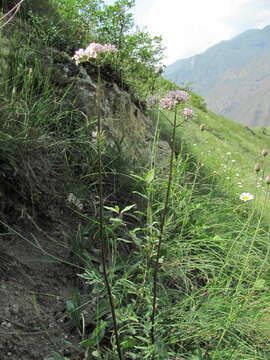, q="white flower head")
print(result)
[159,96,177,110]
[159,89,189,110]
[67,193,83,210]
[239,192,254,202]
[72,43,117,65]
[182,107,193,119]
[91,129,98,139]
